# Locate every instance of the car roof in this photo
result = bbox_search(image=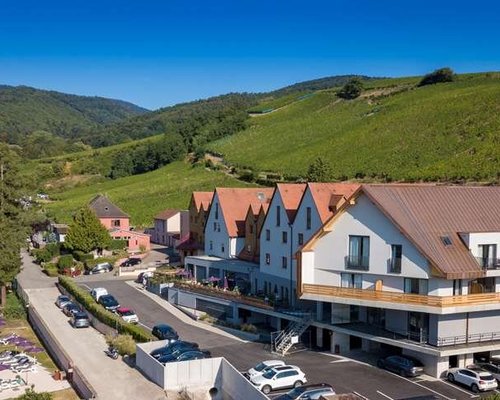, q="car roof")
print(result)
[74,312,88,317]
[297,383,333,390]
[272,365,298,372]
[117,307,132,313]
[155,323,173,329]
[262,360,284,365]
[58,295,70,299]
